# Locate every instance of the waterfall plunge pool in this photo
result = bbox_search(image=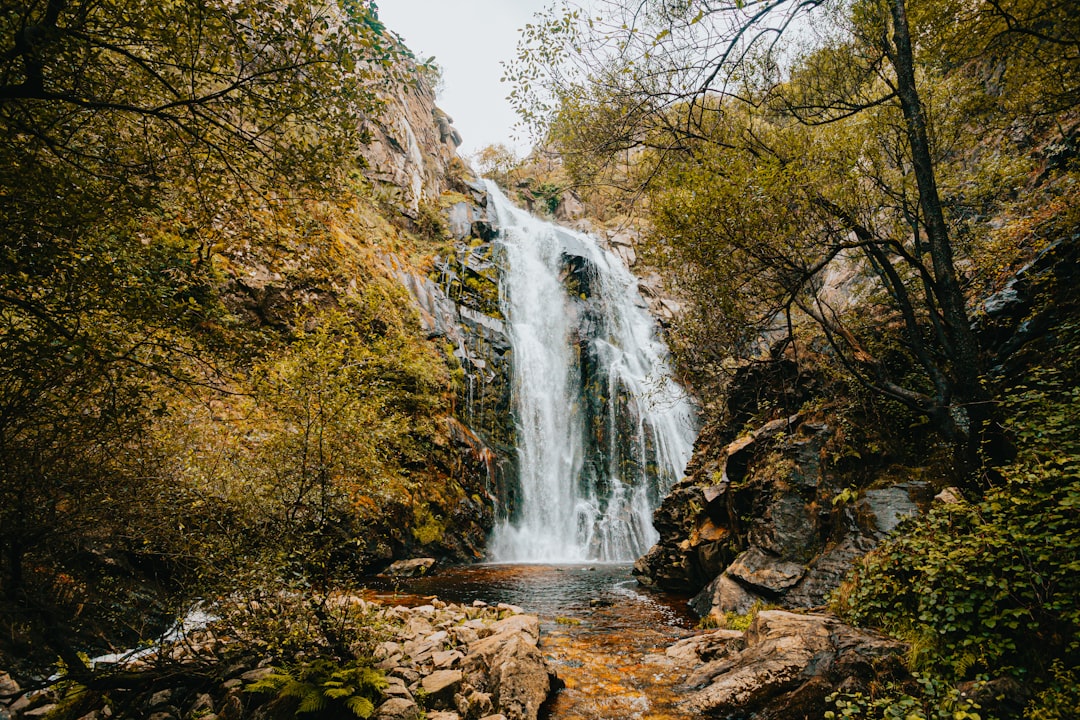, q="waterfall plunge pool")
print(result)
[366,563,700,720]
